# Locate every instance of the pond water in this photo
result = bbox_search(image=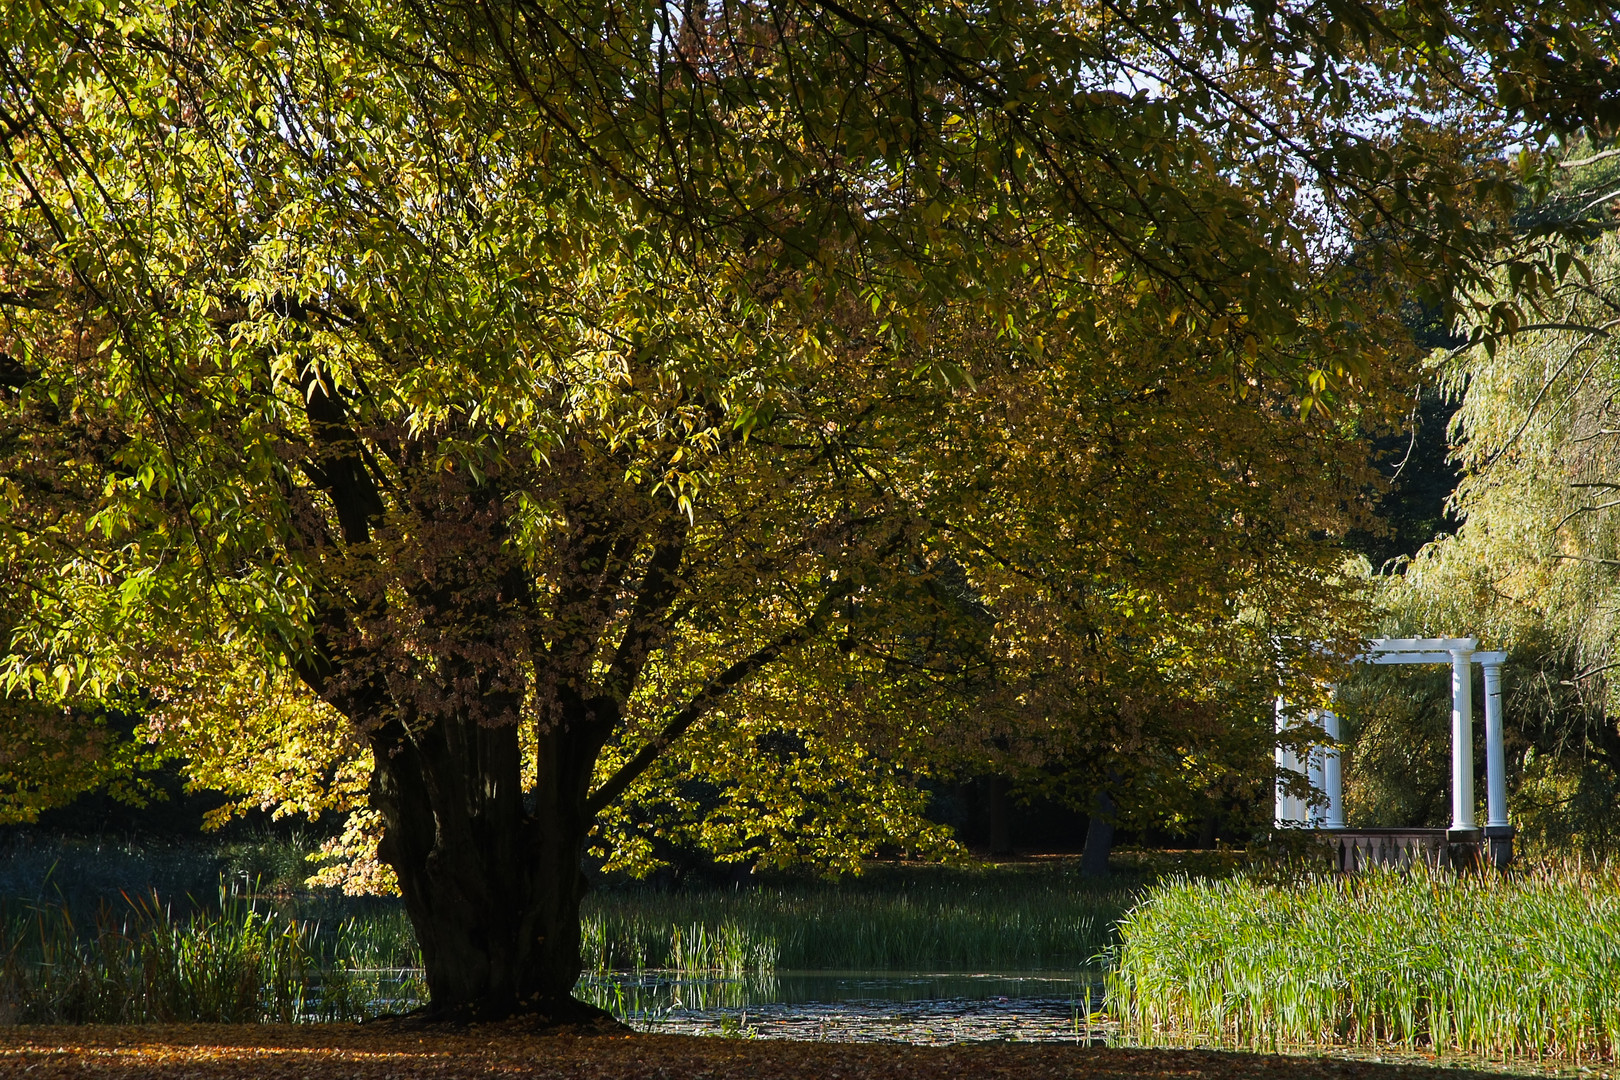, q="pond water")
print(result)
[328,969,1578,1072]
[573,971,1112,1044]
